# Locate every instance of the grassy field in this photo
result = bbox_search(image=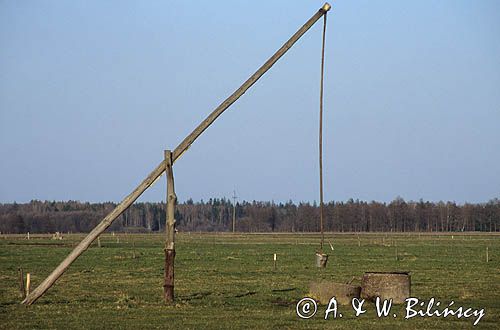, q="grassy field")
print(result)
[0,232,498,329]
